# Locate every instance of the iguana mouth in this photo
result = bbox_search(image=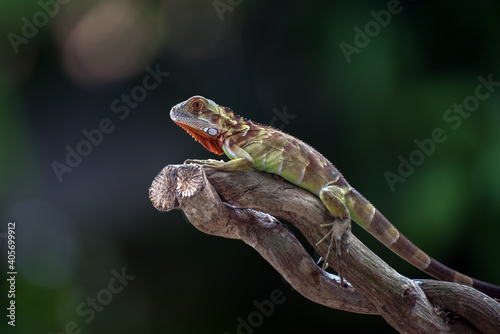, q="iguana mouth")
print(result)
[170,105,224,155]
